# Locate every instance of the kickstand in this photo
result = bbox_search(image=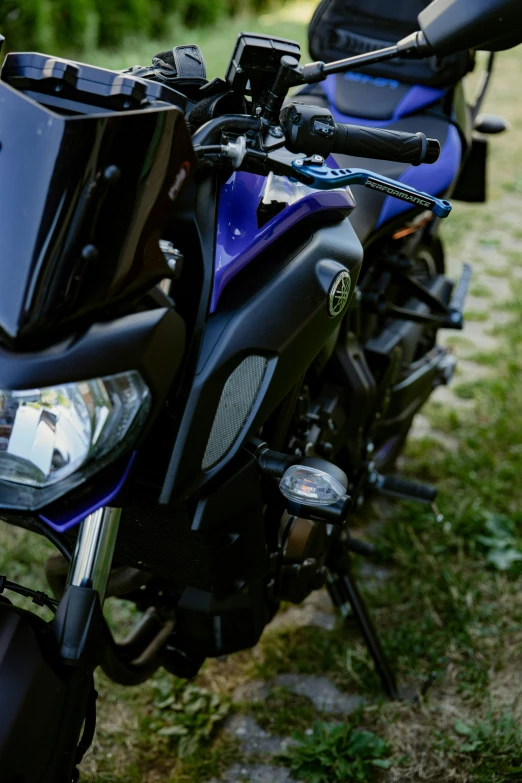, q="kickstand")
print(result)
[327,550,401,700]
